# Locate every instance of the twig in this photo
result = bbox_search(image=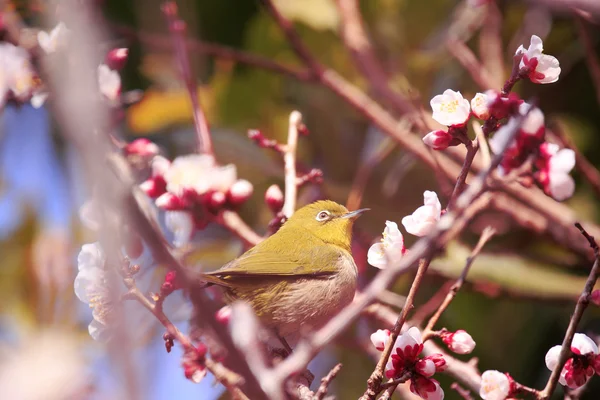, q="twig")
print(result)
[538,223,600,400]
[314,363,343,400]
[446,39,496,90]
[218,210,264,247]
[451,382,474,400]
[448,139,479,210]
[473,121,491,168]
[161,1,213,156]
[282,111,302,218]
[423,227,496,336]
[379,371,411,390]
